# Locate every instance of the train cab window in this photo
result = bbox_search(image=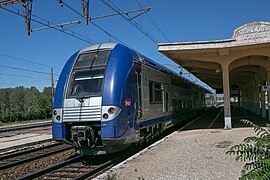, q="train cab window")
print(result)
[67,50,111,98]
[68,69,105,98]
[74,50,111,70]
